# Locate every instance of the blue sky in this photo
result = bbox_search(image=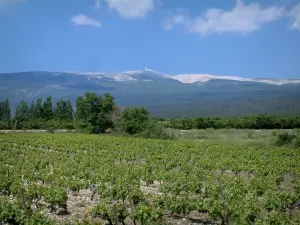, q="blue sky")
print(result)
[0,0,300,78]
